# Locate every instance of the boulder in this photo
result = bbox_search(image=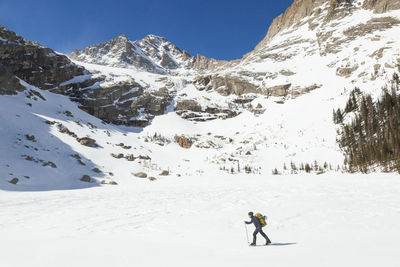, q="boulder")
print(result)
[92,168,102,173]
[78,137,97,147]
[134,172,148,178]
[42,161,57,168]
[148,177,157,181]
[125,154,134,161]
[80,175,91,183]
[174,135,193,149]
[265,84,291,97]
[9,178,19,184]
[336,66,358,77]
[25,134,36,142]
[159,170,169,176]
[109,181,118,185]
[111,153,124,159]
